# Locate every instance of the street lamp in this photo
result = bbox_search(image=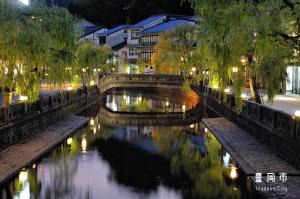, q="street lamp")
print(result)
[224,88,230,93]
[232,67,238,73]
[240,55,247,65]
[192,66,196,72]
